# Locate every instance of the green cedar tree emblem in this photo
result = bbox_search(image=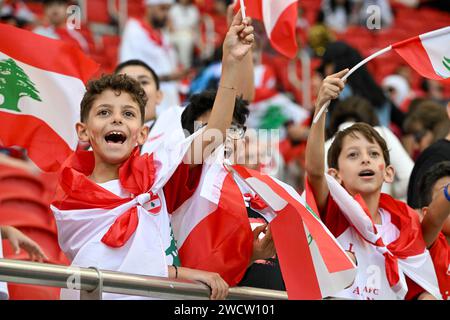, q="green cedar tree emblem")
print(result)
[0,58,42,112]
[165,227,181,267]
